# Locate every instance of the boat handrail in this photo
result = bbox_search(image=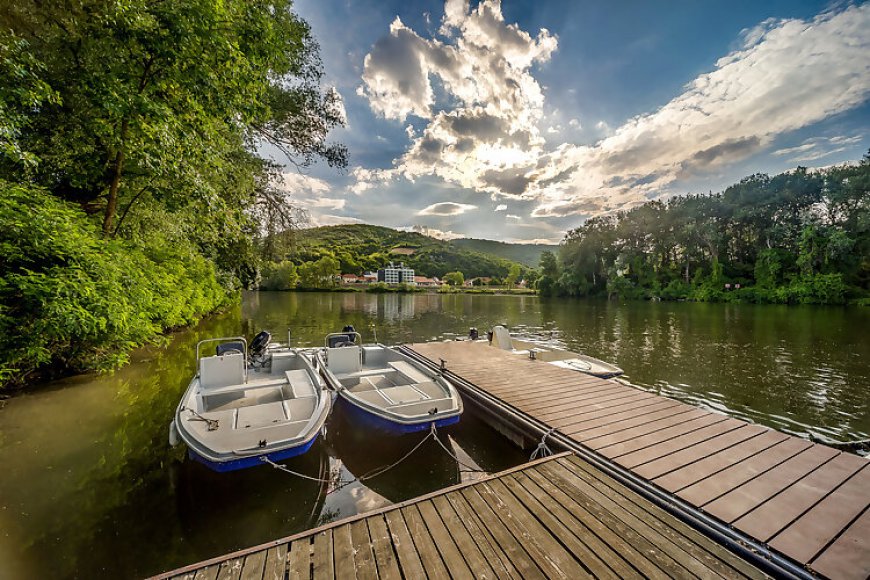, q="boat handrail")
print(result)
[195,336,248,383]
[324,331,362,348]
